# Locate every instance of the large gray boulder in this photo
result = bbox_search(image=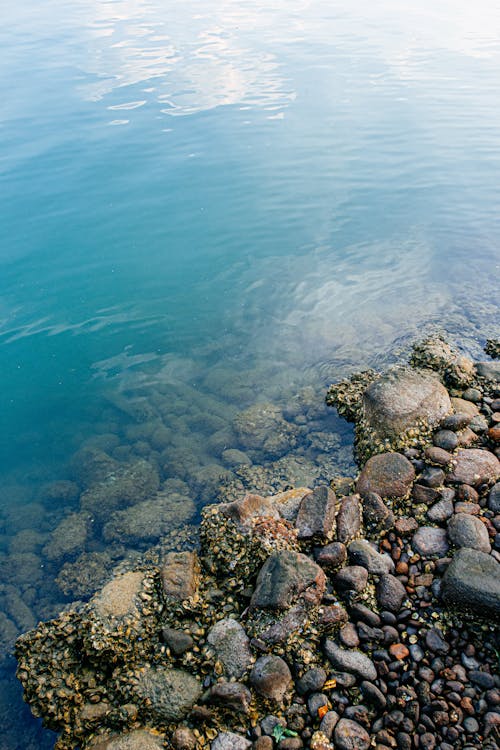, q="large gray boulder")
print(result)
[362,367,451,440]
[441,548,500,617]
